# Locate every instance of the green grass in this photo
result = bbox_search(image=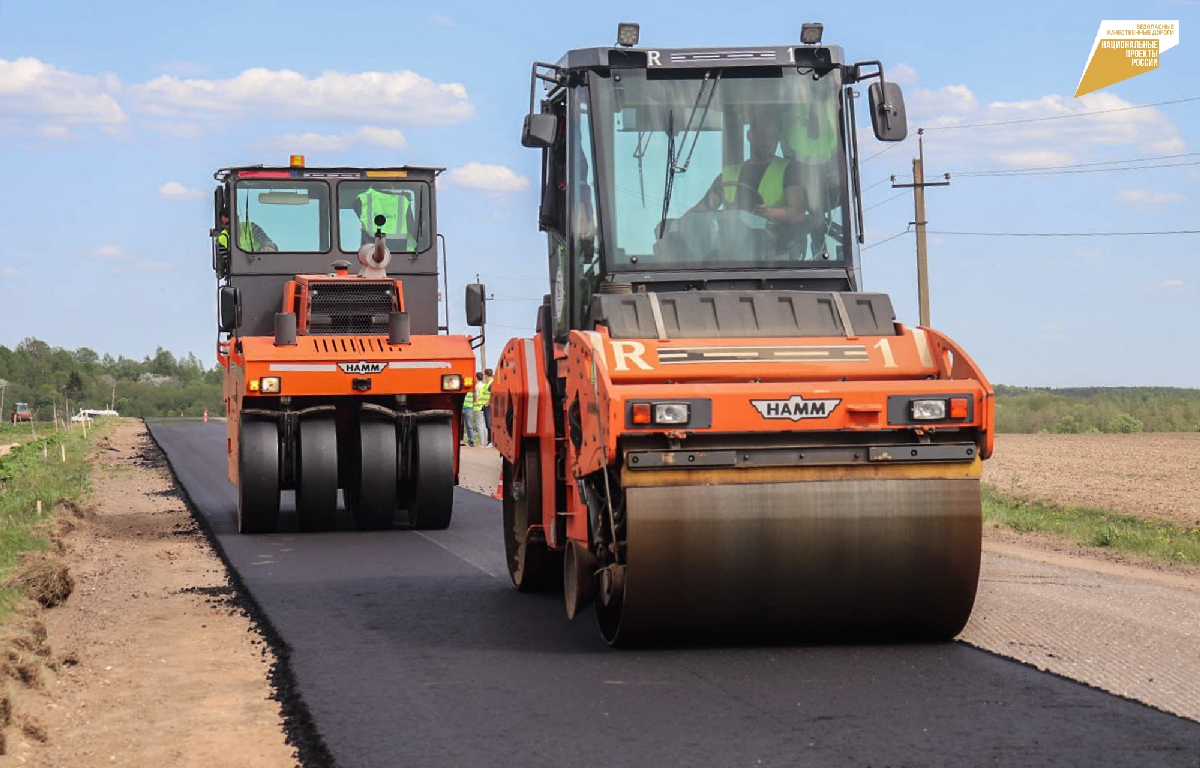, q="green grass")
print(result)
[0,426,94,618]
[983,485,1200,567]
